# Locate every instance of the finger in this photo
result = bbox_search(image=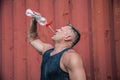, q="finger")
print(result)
[33,11,41,16]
